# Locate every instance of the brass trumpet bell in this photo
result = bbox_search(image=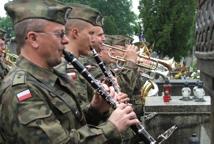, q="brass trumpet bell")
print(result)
[103,43,160,70]
[138,54,175,71]
[103,43,175,77]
